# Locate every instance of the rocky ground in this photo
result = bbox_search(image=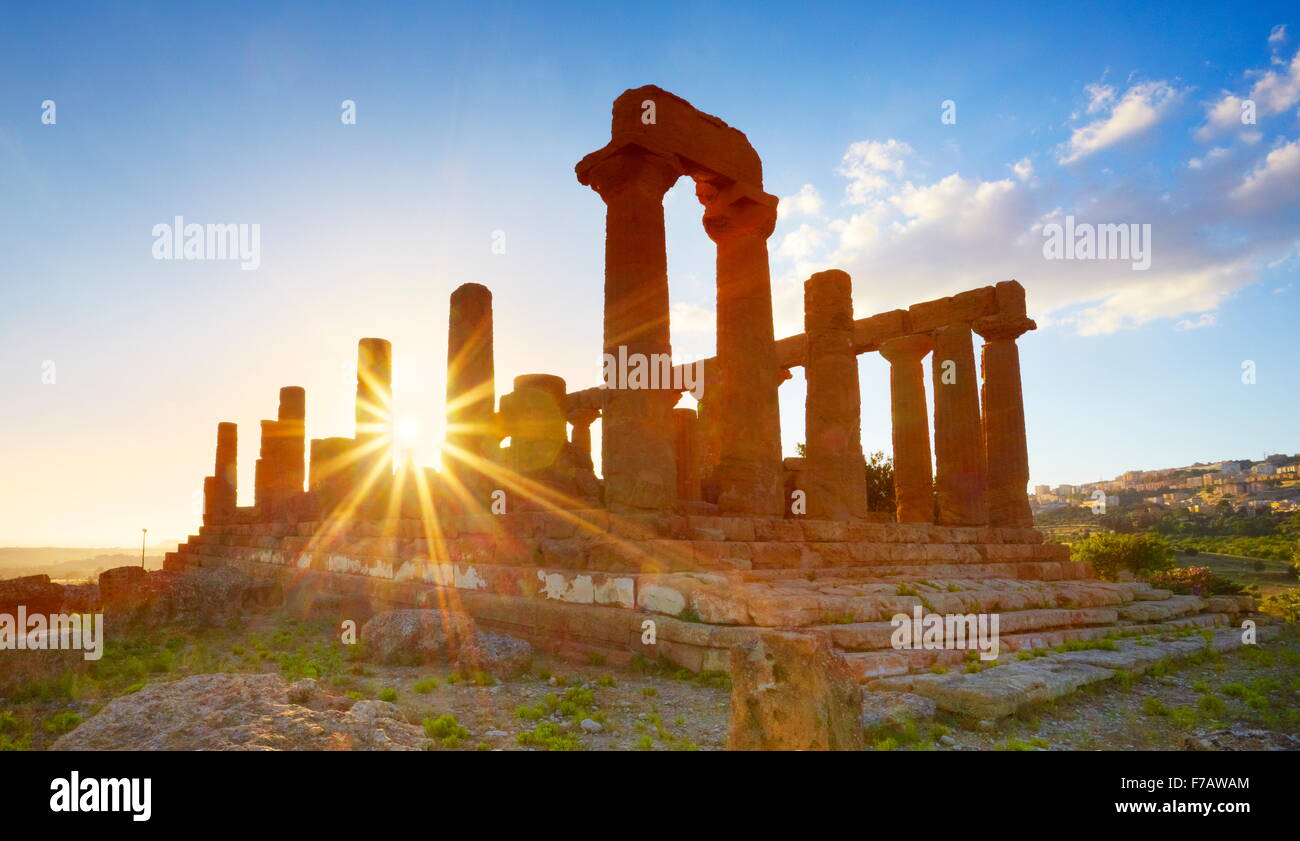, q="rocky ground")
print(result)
[0,611,731,751]
[872,627,1300,751]
[1,600,1296,751]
